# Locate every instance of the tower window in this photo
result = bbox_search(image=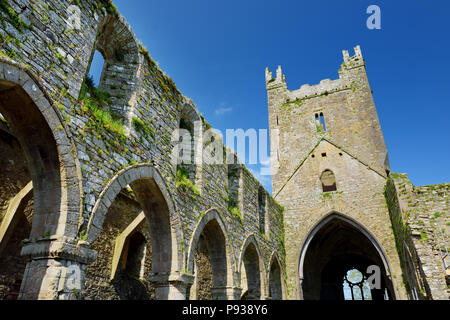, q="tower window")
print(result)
[314,112,327,132]
[343,269,372,300]
[319,112,326,131]
[320,169,337,192]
